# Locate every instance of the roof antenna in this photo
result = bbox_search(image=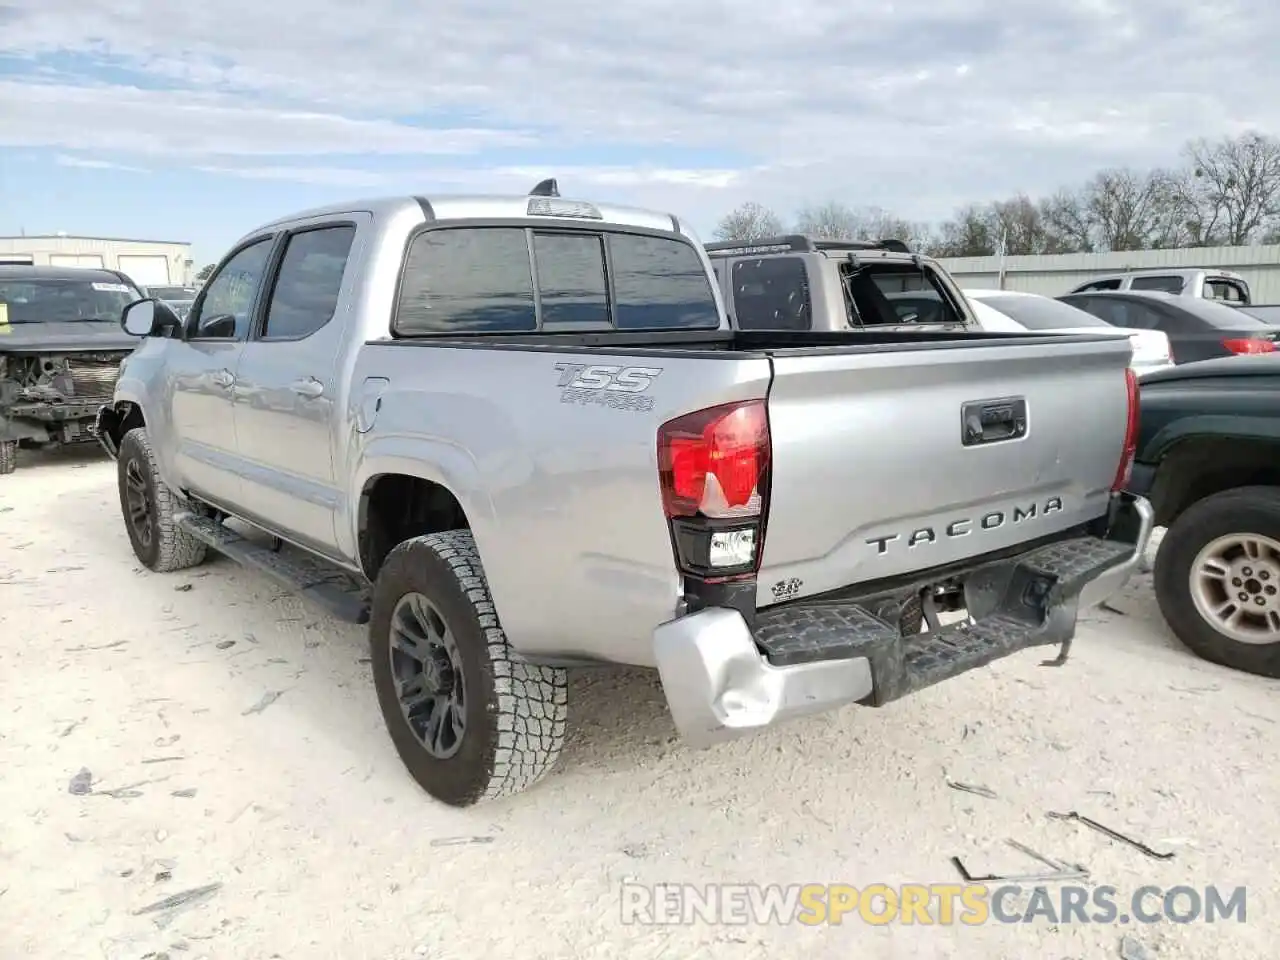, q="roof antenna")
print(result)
[530,178,560,197]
